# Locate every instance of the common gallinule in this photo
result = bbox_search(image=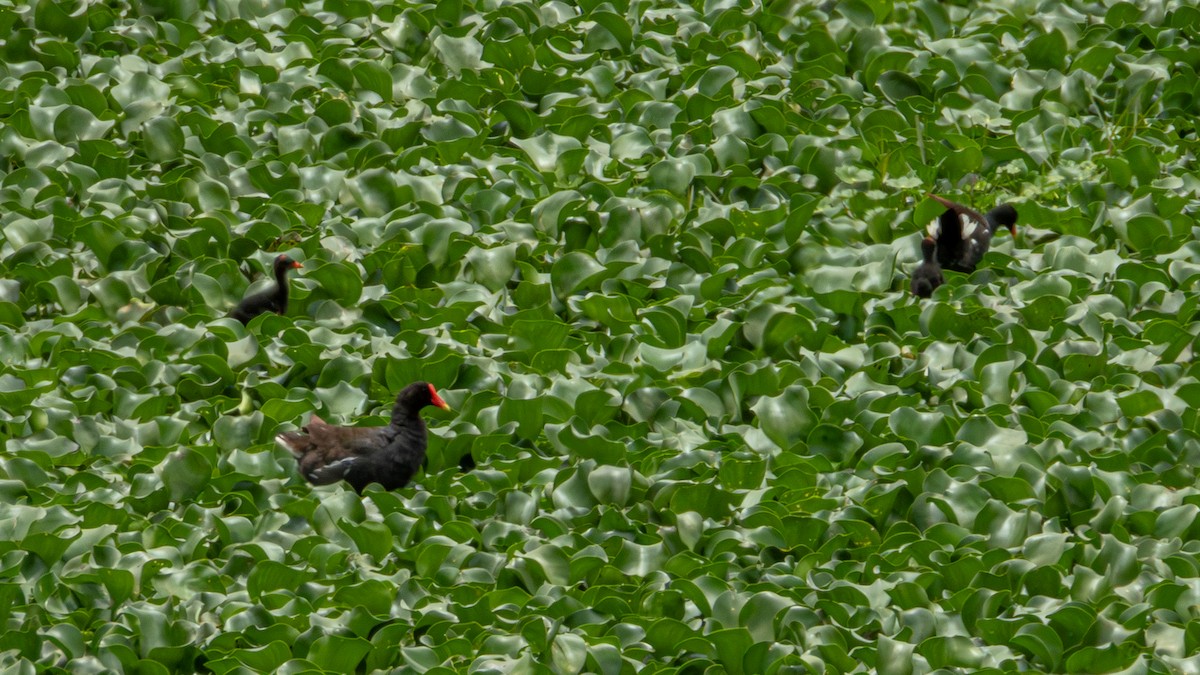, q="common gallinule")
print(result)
[910,237,944,298]
[230,254,302,324]
[277,382,451,492]
[926,194,1017,274]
